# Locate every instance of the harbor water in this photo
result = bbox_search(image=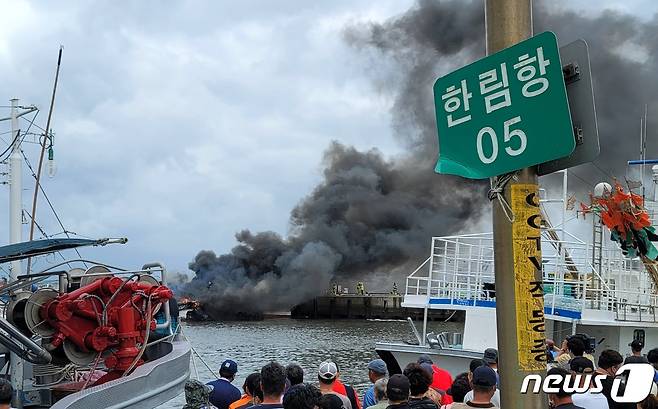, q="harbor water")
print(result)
[158,318,462,408]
